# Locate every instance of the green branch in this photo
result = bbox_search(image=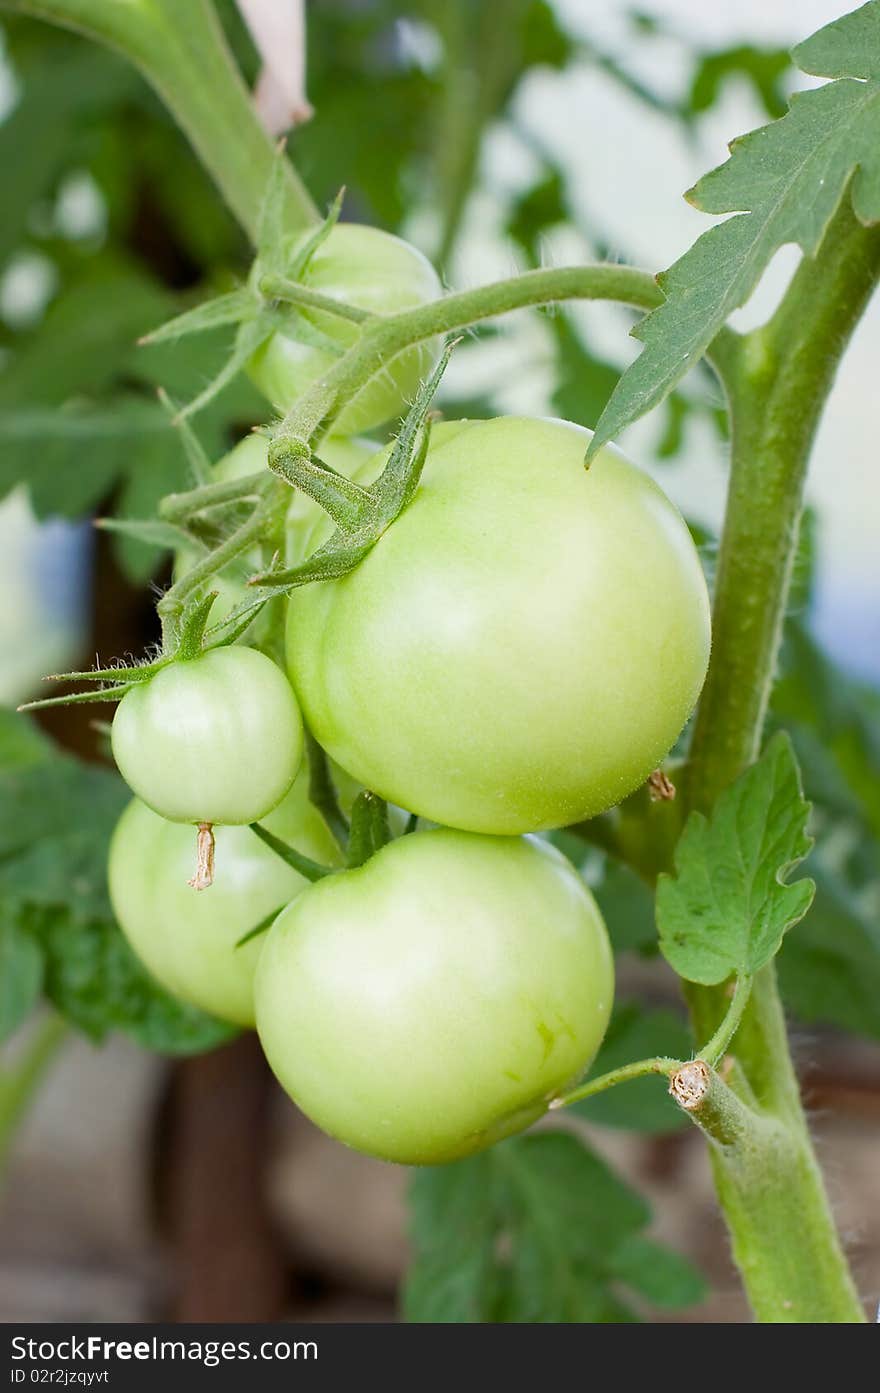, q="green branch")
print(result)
[3,0,318,242]
[274,263,738,445]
